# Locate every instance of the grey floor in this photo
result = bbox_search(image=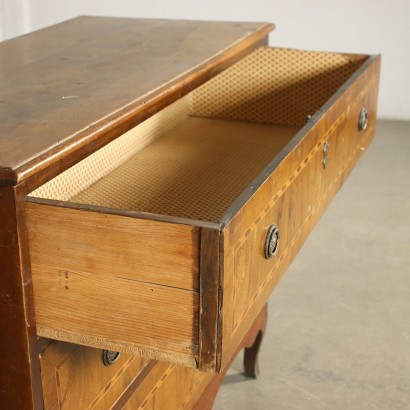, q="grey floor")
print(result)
[214,120,410,410]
